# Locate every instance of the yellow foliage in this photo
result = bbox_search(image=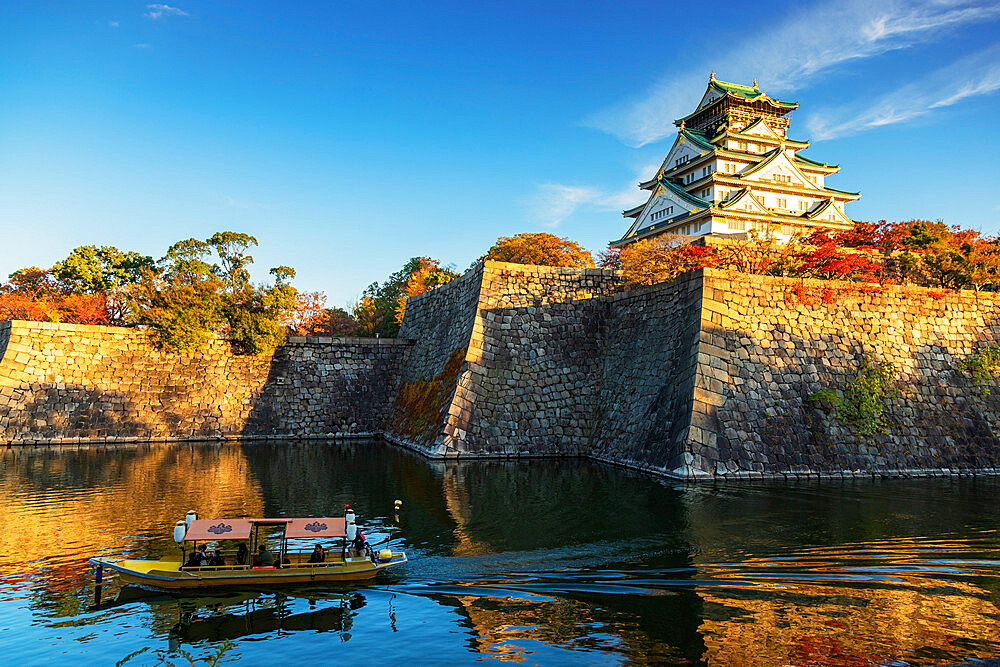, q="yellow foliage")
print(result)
[483,233,594,268]
[352,296,382,336]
